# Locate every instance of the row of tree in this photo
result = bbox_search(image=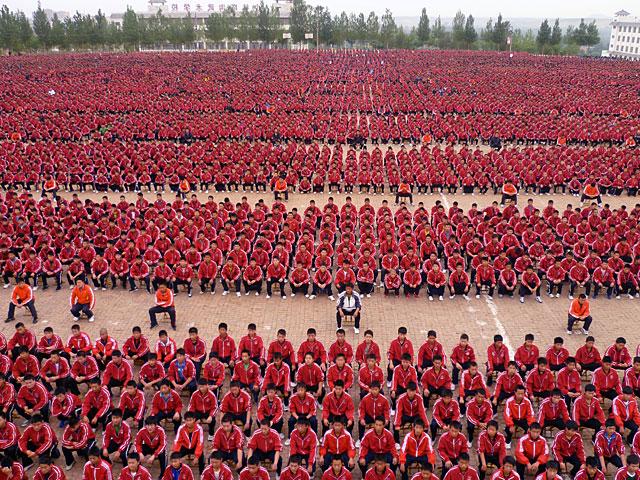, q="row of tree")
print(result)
[0,1,601,53]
